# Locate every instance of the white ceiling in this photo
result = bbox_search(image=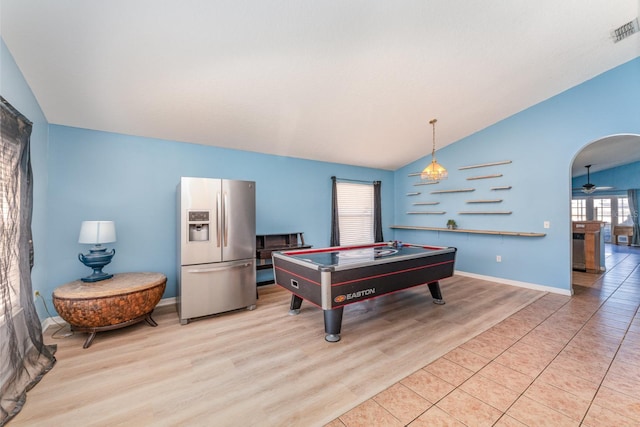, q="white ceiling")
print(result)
[572,134,640,177]
[2,1,639,170]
